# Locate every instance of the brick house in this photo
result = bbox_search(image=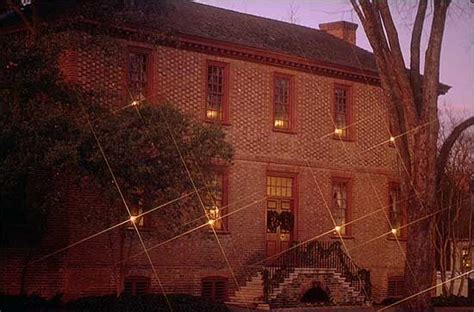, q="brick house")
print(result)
[0,0,450,308]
